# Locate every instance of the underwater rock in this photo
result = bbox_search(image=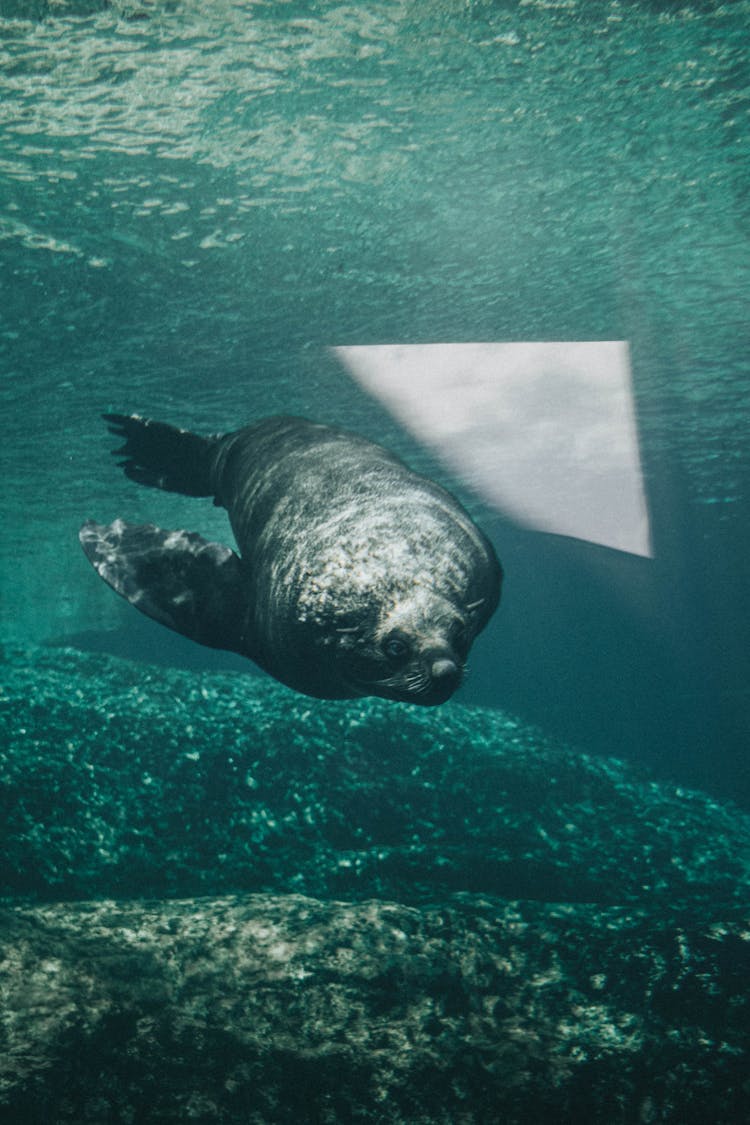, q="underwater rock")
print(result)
[1,647,748,908]
[1,648,749,1121]
[1,892,748,1124]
